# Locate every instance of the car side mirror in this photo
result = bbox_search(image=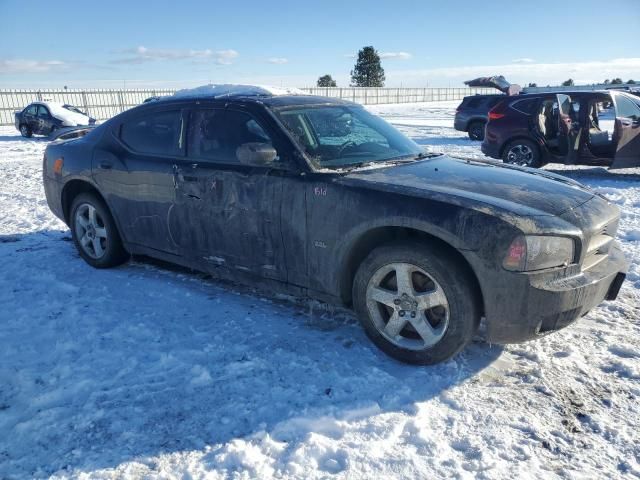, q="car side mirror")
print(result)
[236,142,278,166]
